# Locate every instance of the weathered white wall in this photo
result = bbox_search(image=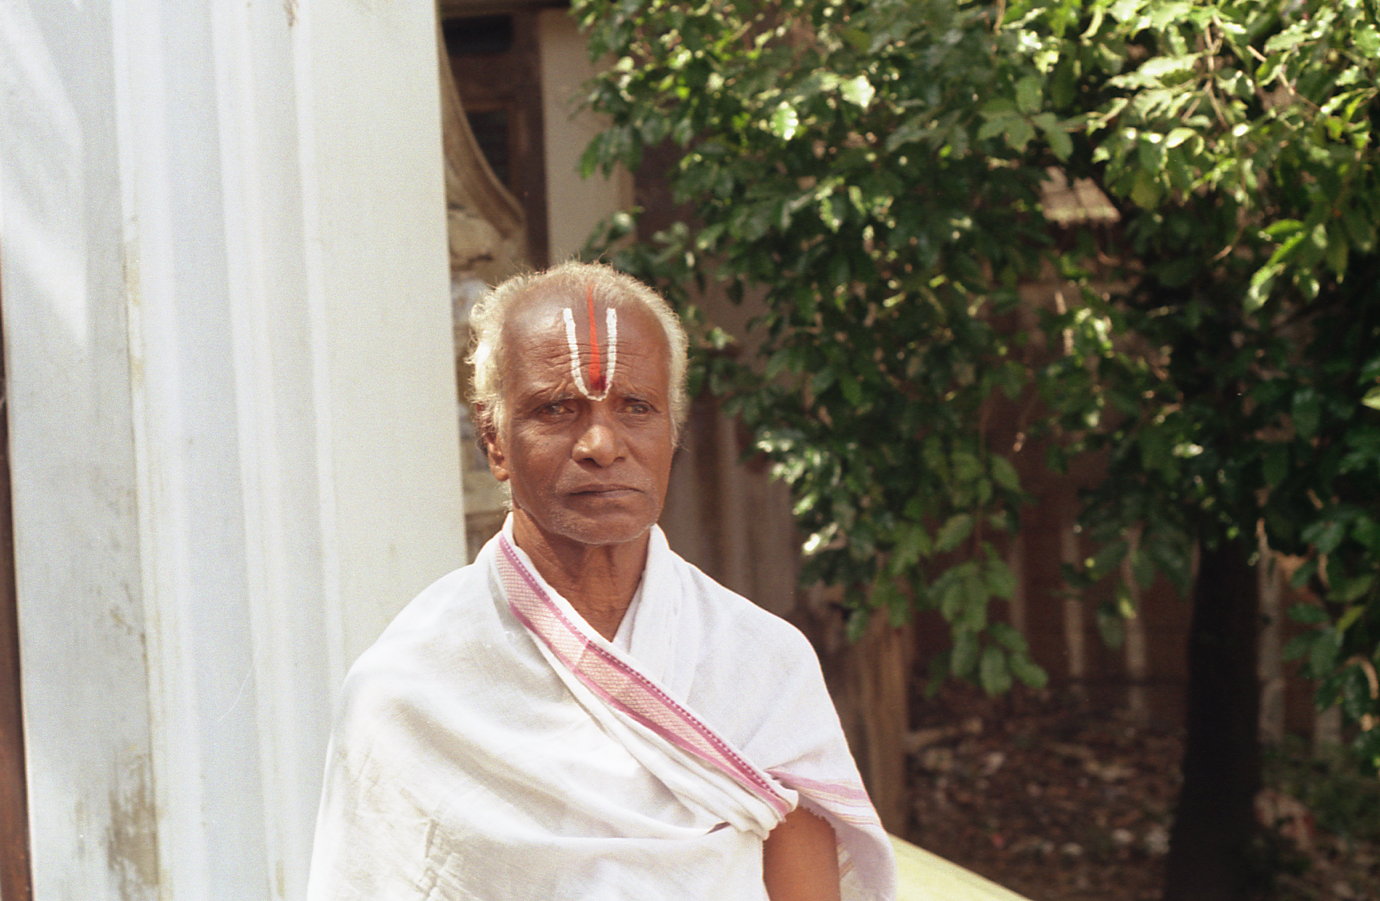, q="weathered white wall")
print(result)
[0,3,159,896]
[0,1,464,898]
[537,9,634,264]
